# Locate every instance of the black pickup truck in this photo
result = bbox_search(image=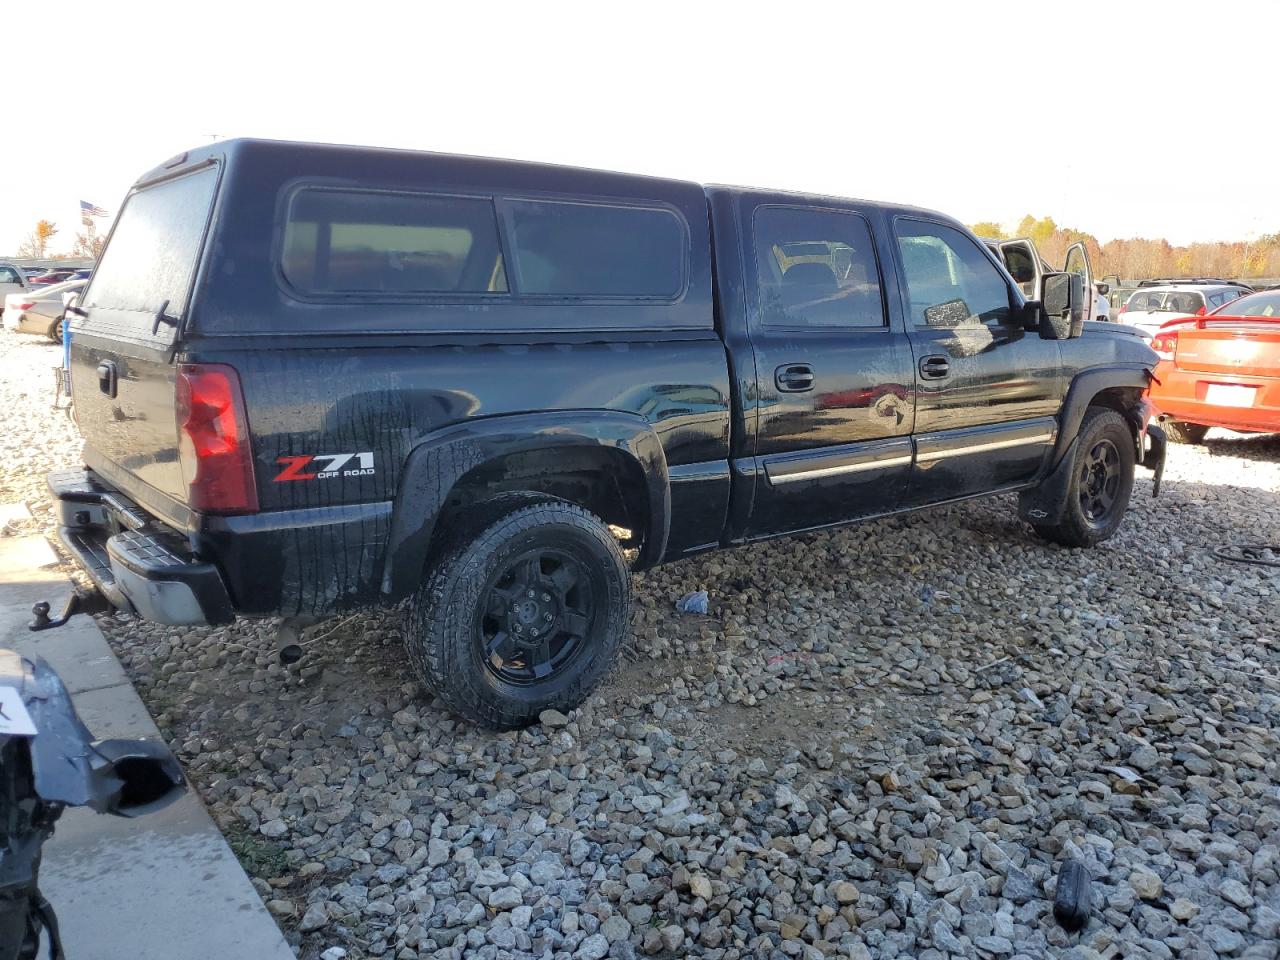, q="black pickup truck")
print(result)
[45,139,1164,728]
